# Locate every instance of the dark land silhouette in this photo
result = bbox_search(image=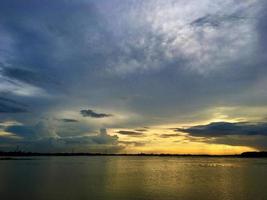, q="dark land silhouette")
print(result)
[0,151,266,158]
[240,151,267,157]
